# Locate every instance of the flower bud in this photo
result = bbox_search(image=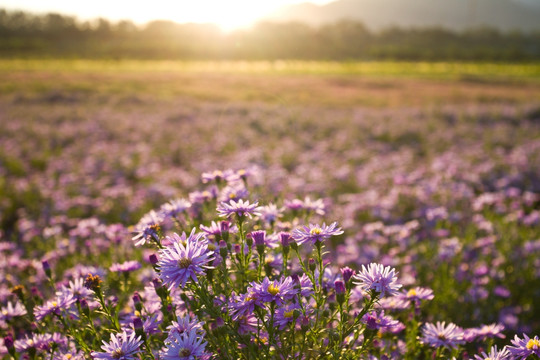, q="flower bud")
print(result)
[133,317,146,341]
[220,221,230,243]
[335,280,346,305]
[4,335,15,357]
[149,254,159,266]
[219,240,228,259]
[132,292,143,312]
[308,258,316,272]
[340,267,356,284]
[79,298,90,317]
[245,234,253,248]
[42,260,52,278]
